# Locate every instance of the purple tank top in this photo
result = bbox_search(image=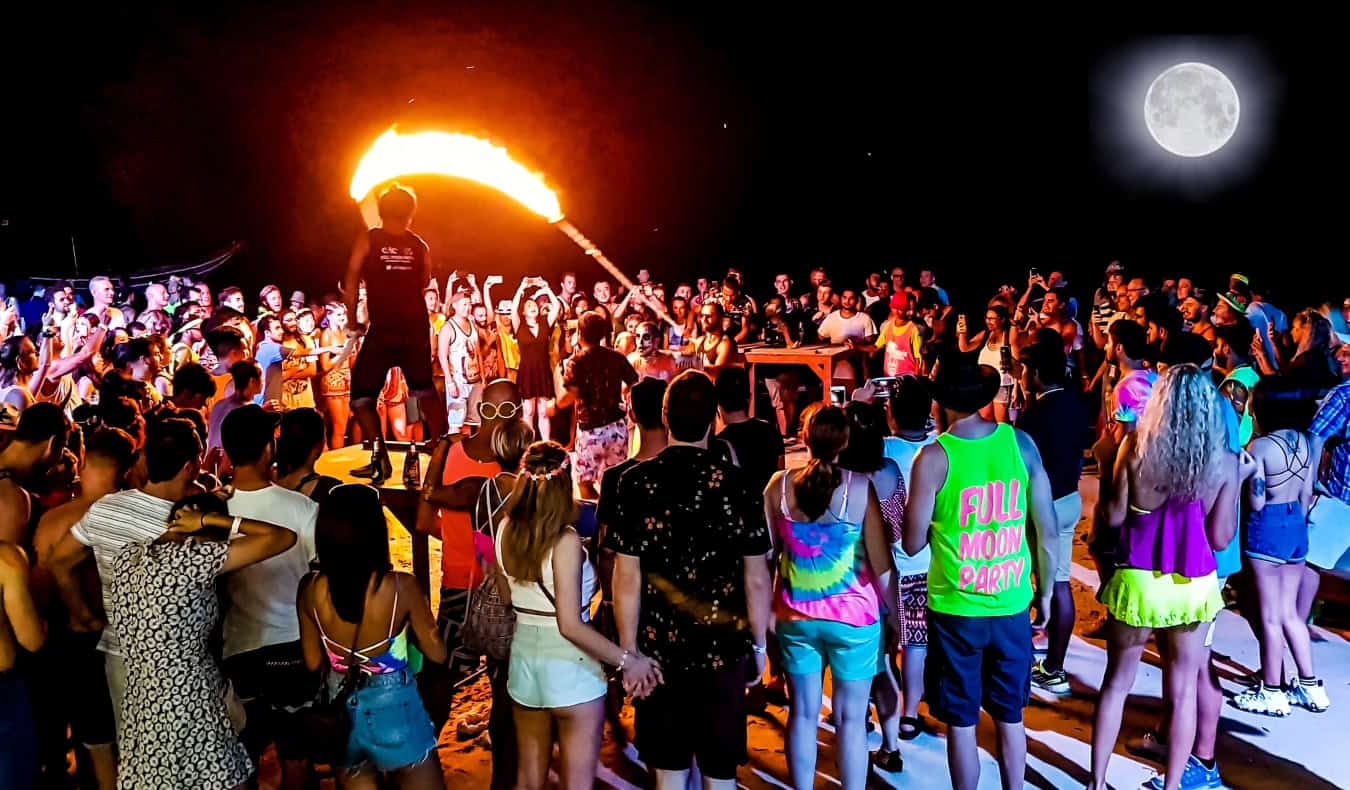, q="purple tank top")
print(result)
[1121,499,1216,578]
